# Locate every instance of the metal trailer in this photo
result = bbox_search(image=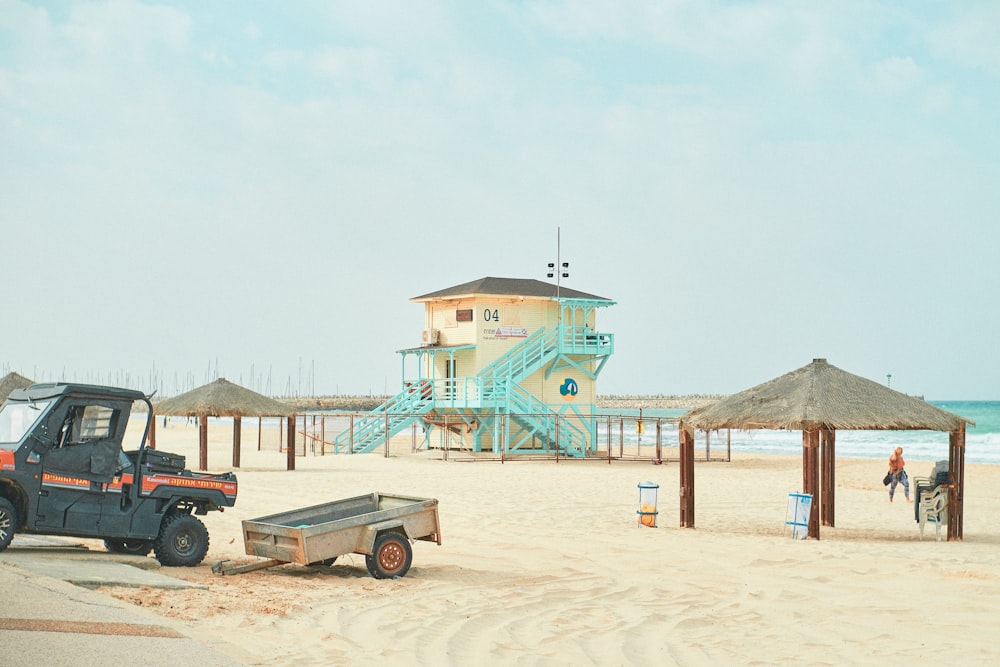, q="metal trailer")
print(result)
[213,492,441,579]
